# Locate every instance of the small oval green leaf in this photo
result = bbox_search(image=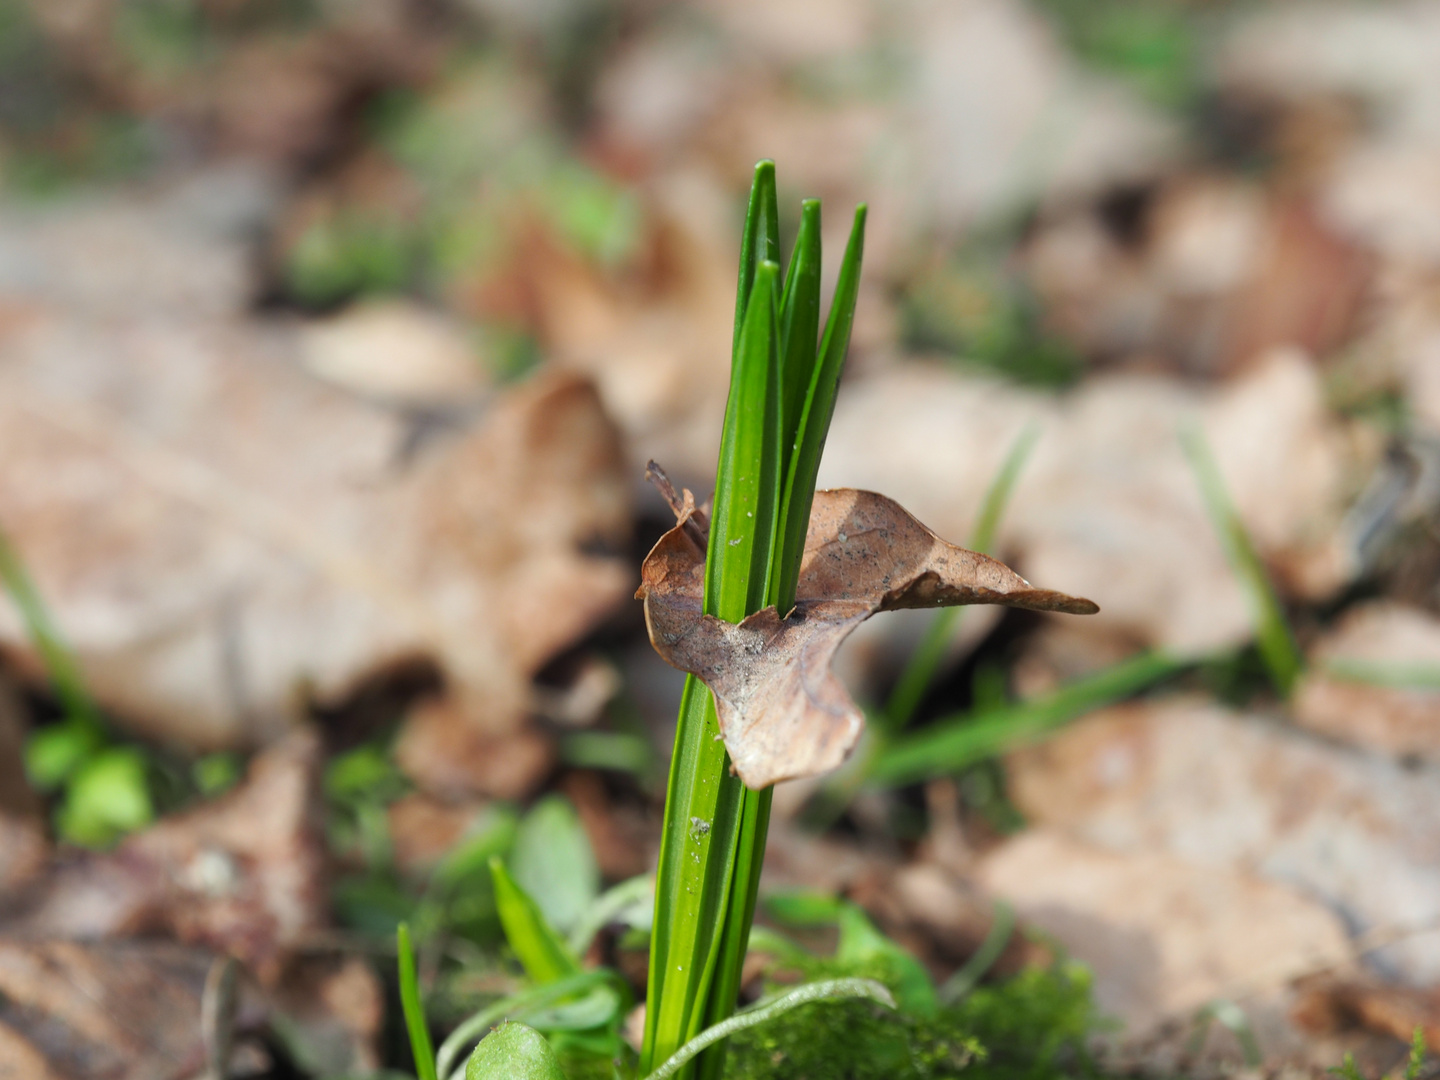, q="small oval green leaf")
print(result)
[465,1021,566,1080]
